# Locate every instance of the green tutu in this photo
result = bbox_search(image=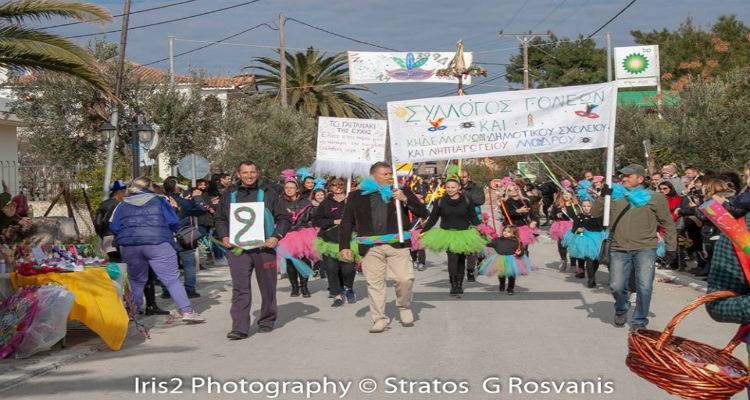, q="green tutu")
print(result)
[314,237,361,262]
[420,227,488,254]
